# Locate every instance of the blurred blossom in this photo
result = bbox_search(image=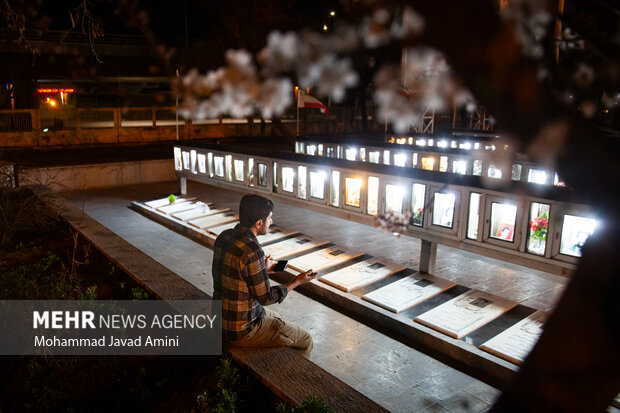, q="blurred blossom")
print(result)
[299,54,358,102]
[360,9,392,48]
[258,31,299,75]
[580,100,597,118]
[258,78,293,119]
[574,63,594,87]
[391,7,425,39]
[499,0,551,59]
